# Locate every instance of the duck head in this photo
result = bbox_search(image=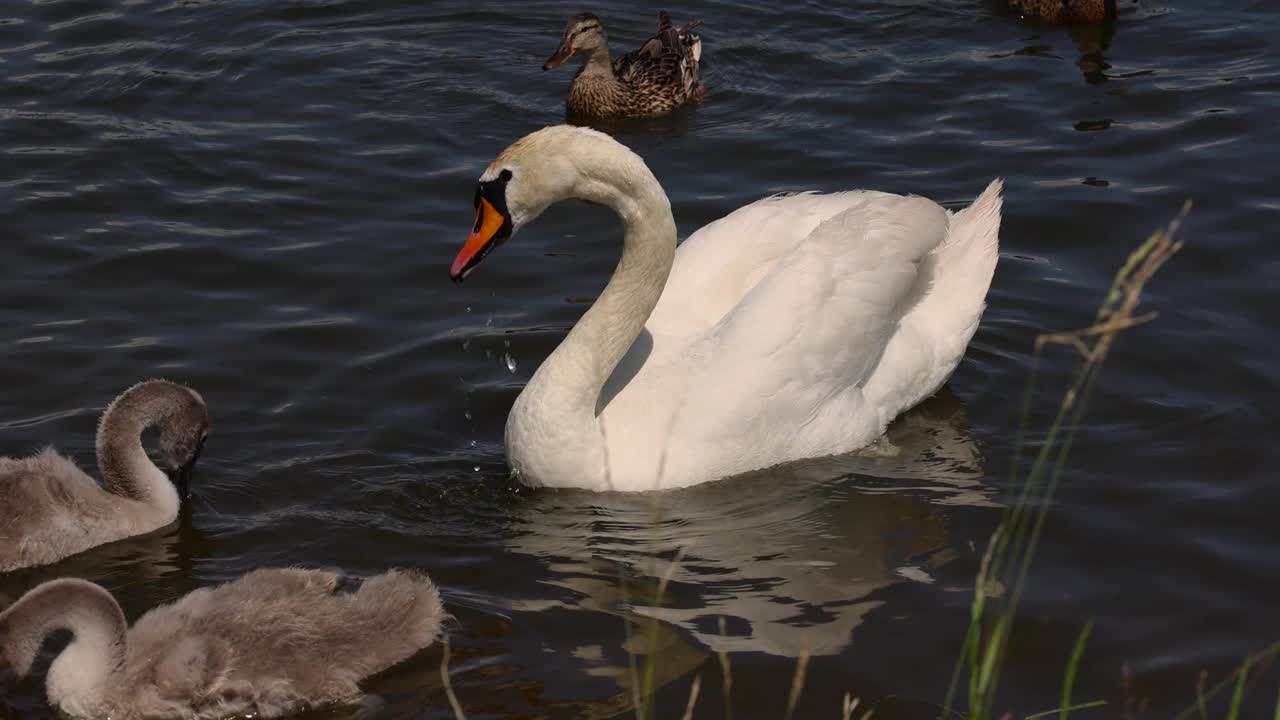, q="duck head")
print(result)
[544,13,608,70]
